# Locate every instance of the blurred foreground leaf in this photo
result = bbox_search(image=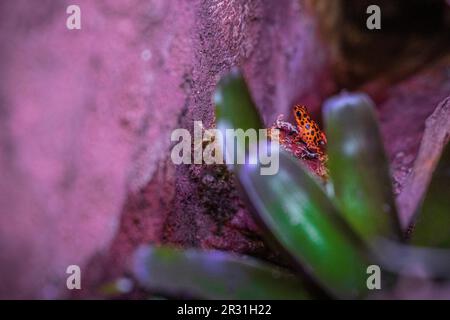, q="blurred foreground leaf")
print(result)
[98,277,134,297]
[133,246,310,300]
[324,93,401,242]
[376,239,450,279]
[214,69,264,172]
[237,151,370,299]
[214,68,264,133]
[411,142,450,248]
